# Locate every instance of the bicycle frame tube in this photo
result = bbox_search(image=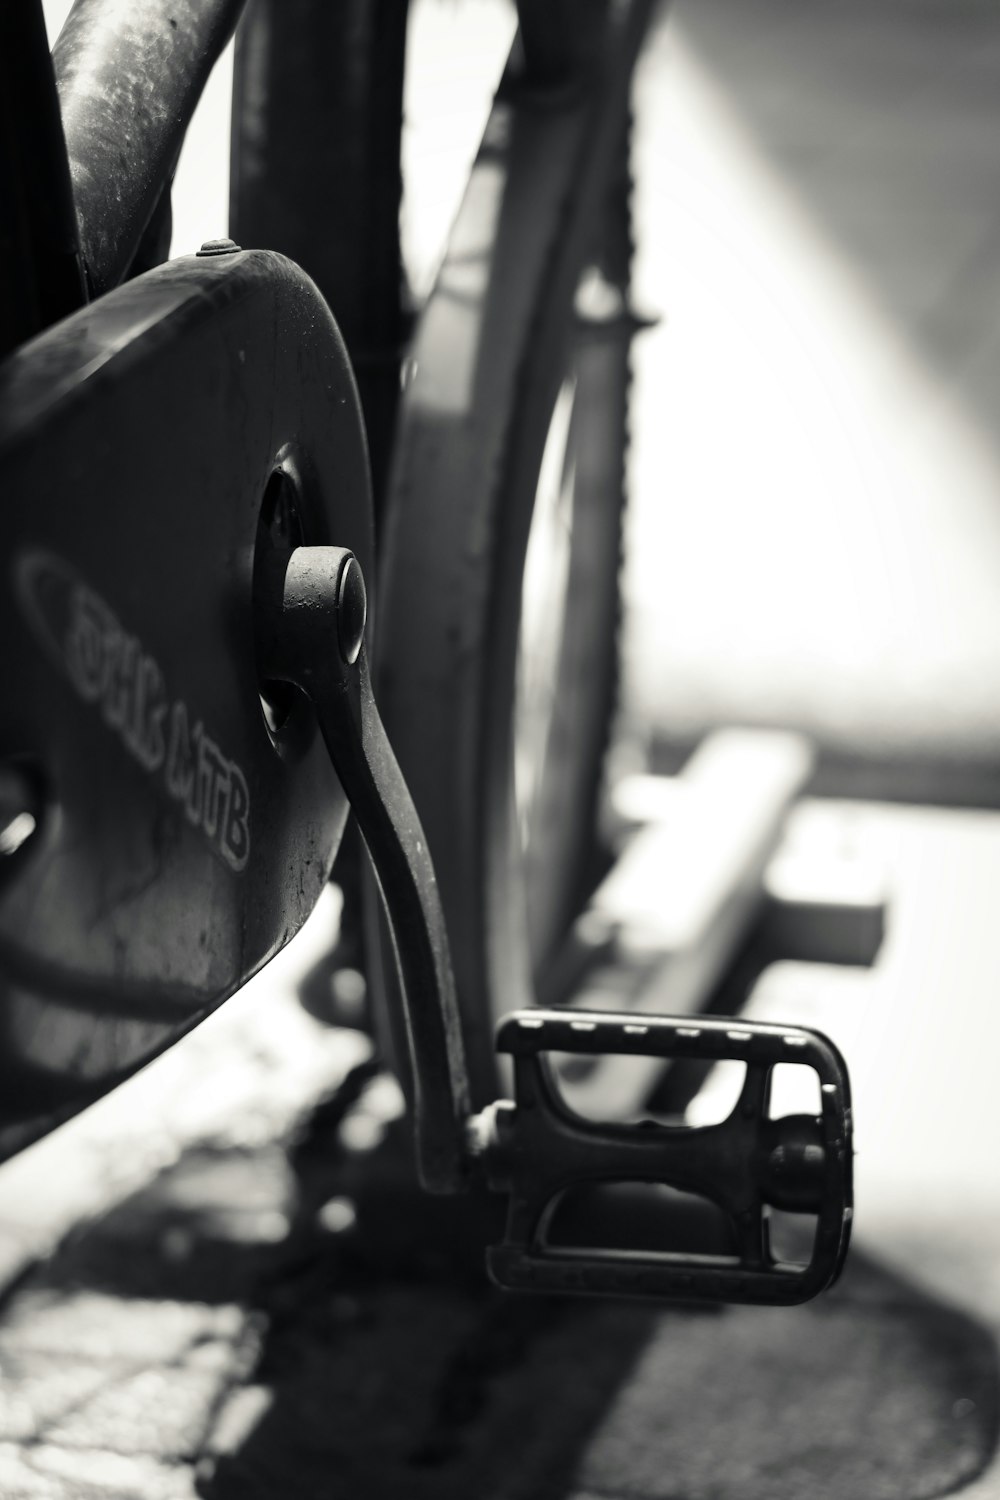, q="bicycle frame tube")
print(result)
[516,0,611,85]
[53,0,245,297]
[230,0,409,522]
[0,1,86,358]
